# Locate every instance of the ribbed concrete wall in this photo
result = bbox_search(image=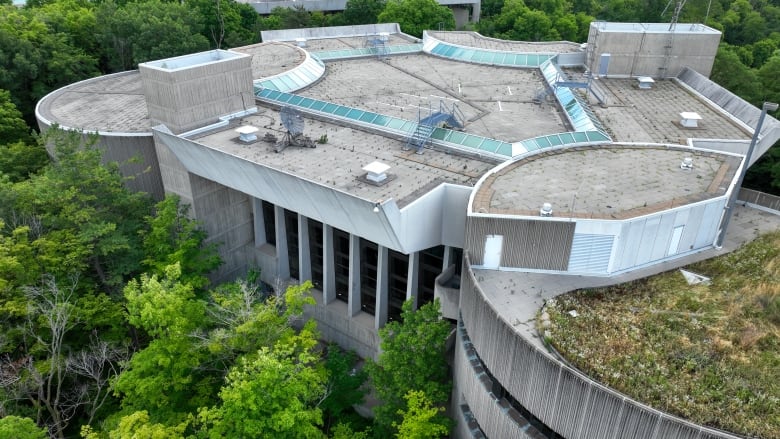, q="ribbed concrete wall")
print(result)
[37,123,164,201]
[139,54,254,134]
[457,254,744,439]
[587,25,720,78]
[677,67,780,166]
[465,217,574,270]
